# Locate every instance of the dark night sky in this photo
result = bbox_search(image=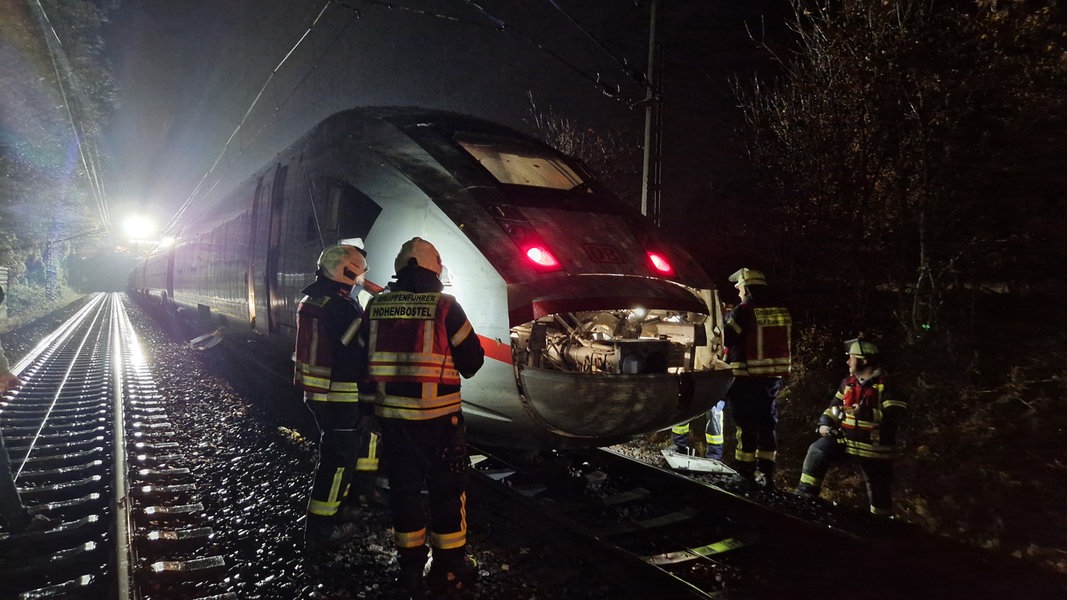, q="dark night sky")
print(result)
[101,0,787,234]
